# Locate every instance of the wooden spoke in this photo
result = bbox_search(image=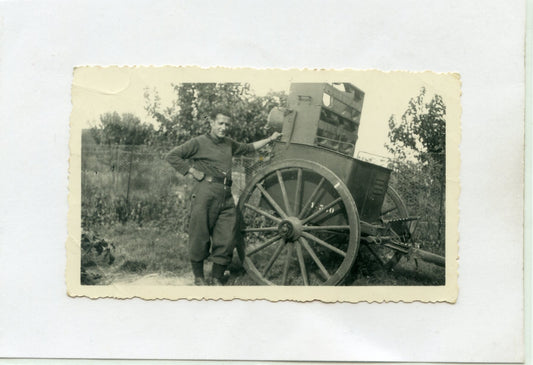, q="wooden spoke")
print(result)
[293,168,303,216]
[261,239,286,277]
[295,241,309,286]
[244,203,282,223]
[389,227,402,240]
[381,206,398,216]
[299,237,330,280]
[276,170,293,216]
[247,235,282,256]
[301,231,347,257]
[303,225,350,231]
[256,184,288,219]
[281,243,294,285]
[301,197,343,225]
[298,177,325,219]
[242,226,279,233]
